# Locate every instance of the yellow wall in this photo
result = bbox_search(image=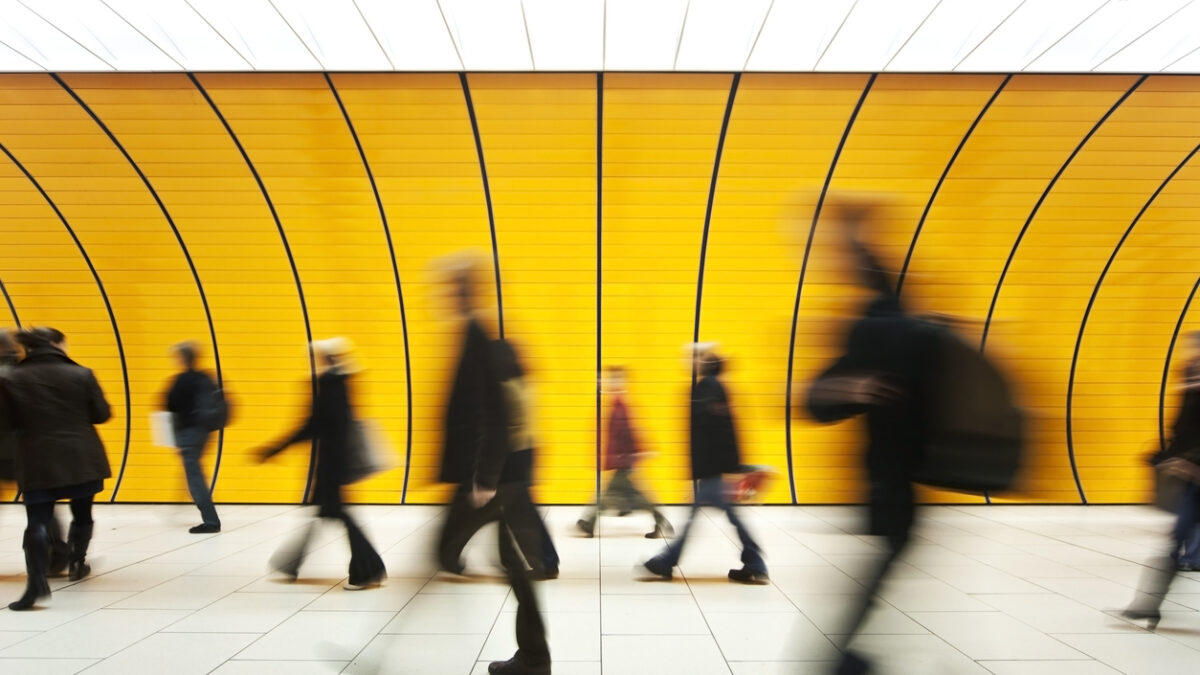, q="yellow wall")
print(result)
[2,72,1198,505]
